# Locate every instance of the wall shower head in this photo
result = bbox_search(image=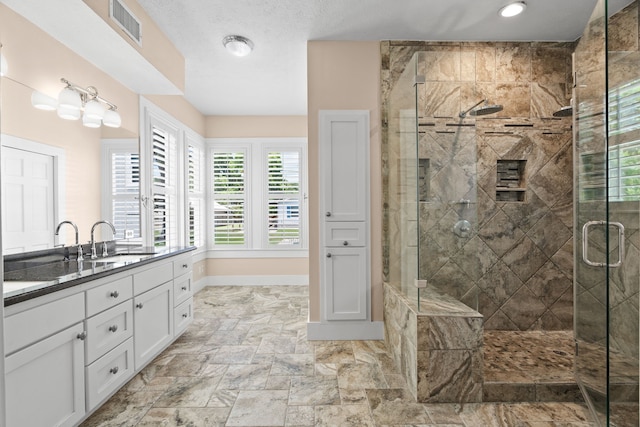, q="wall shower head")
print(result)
[469,104,503,116]
[553,105,573,117]
[459,99,504,118]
